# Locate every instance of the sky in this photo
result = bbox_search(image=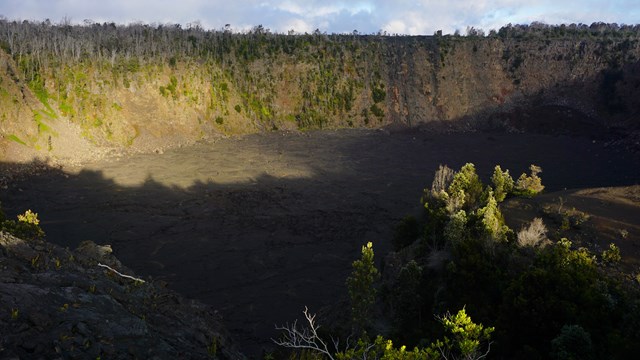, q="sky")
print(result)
[0,0,638,35]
